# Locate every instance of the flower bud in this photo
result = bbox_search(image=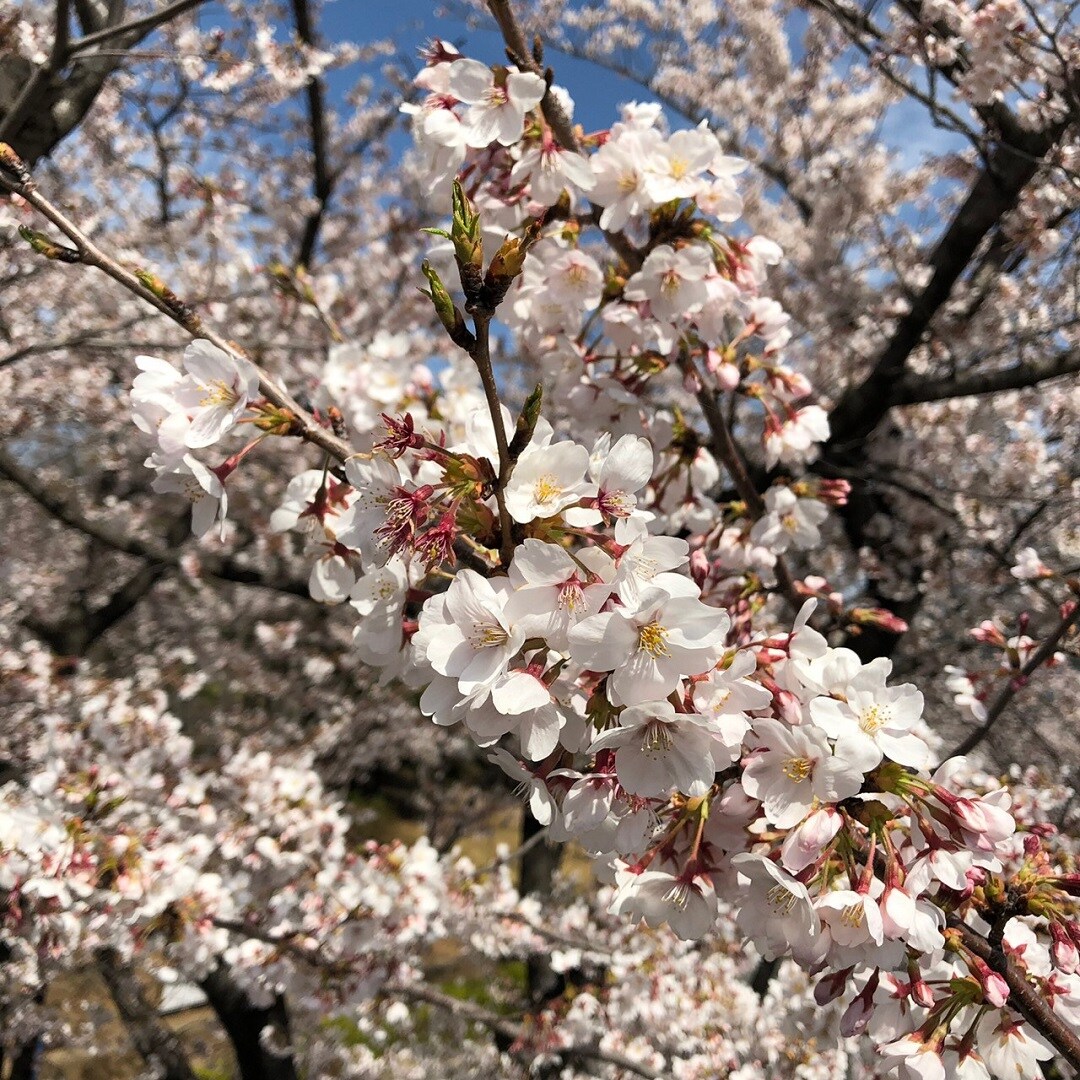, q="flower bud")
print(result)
[689,549,710,589]
[18,225,80,263]
[420,261,475,351]
[1050,921,1079,972]
[508,383,543,462]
